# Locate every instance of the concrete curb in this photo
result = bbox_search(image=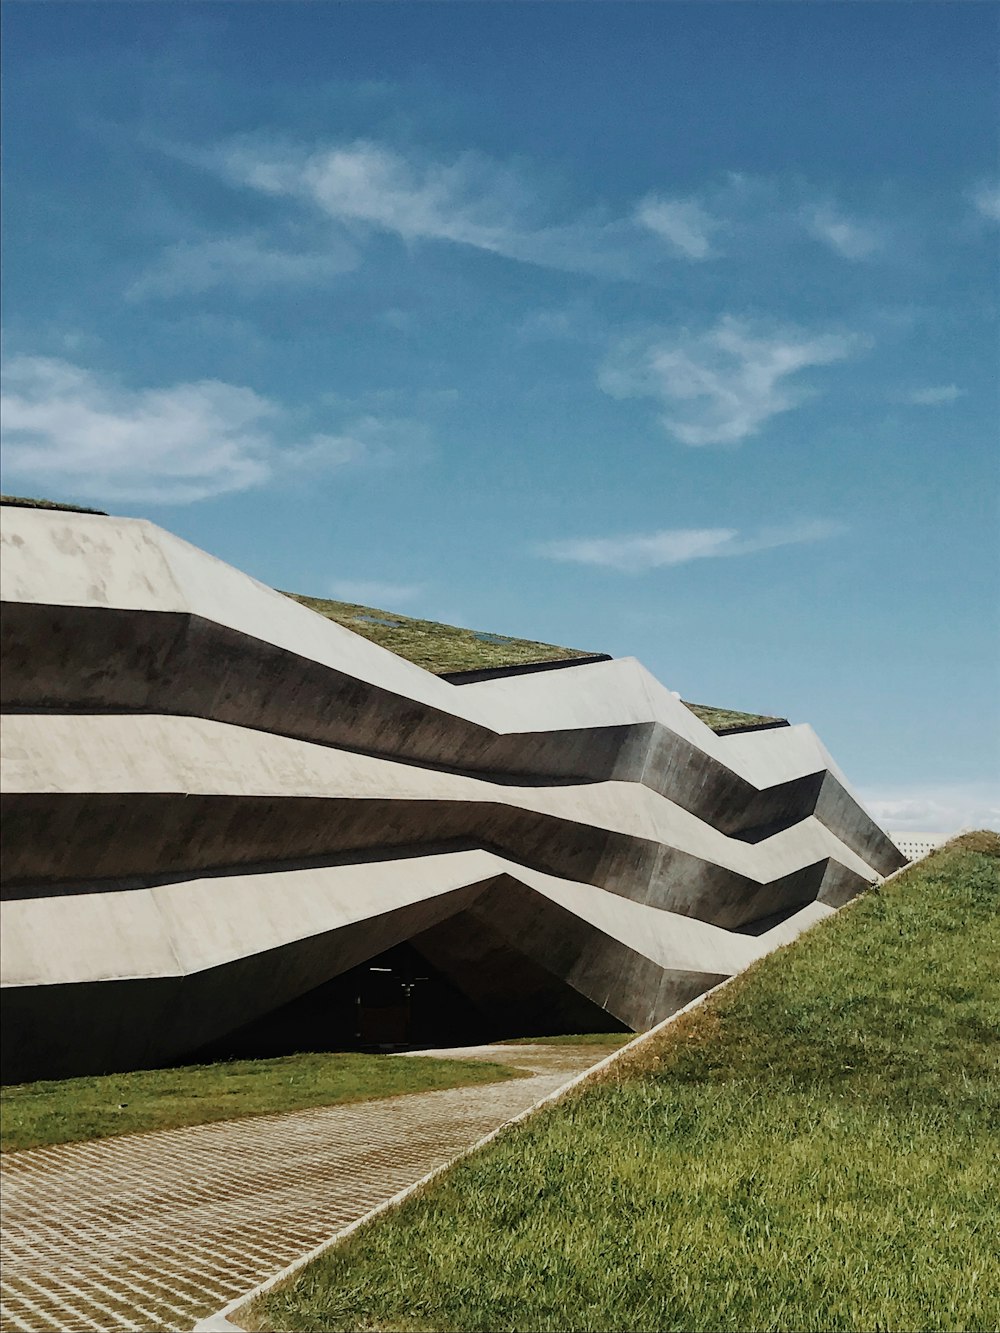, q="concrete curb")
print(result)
[191,978,740,1333]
